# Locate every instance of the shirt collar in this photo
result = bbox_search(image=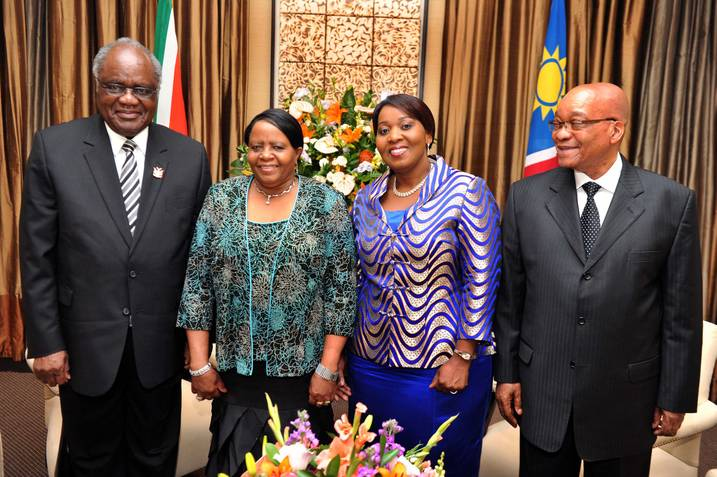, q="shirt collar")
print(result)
[574,152,622,194]
[104,122,149,156]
